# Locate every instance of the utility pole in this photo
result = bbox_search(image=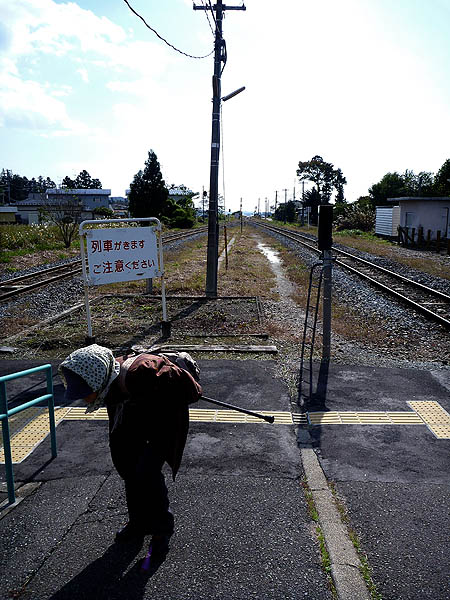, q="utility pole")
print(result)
[202,185,205,221]
[194,0,246,297]
[283,188,287,223]
[240,197,243,232]
[258,197,260,217]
